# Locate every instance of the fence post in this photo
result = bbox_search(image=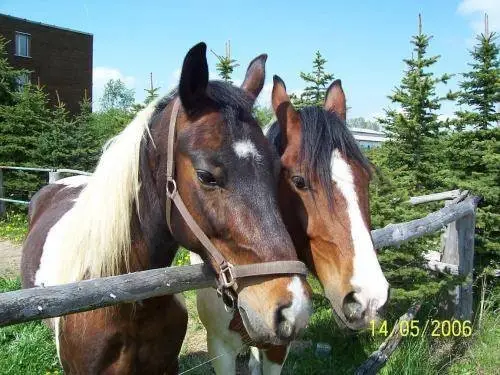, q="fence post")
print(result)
[48,170,62,183]
[442,201,476,320]
[0,169,5,217]
[455,212,475,320]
